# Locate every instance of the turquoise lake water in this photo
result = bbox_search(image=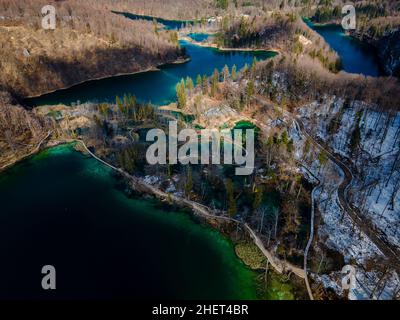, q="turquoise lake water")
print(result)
[28,41,275,107]
[0,145,259,299]
[113,11,193,30]
[188,33,210,42]
[3,13,382,300]
[305,19,382,76]
[2,16,278,299]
